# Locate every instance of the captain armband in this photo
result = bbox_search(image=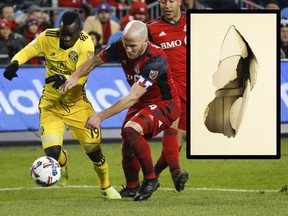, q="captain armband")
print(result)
[204,25,259,138]
[136,75,153,90]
